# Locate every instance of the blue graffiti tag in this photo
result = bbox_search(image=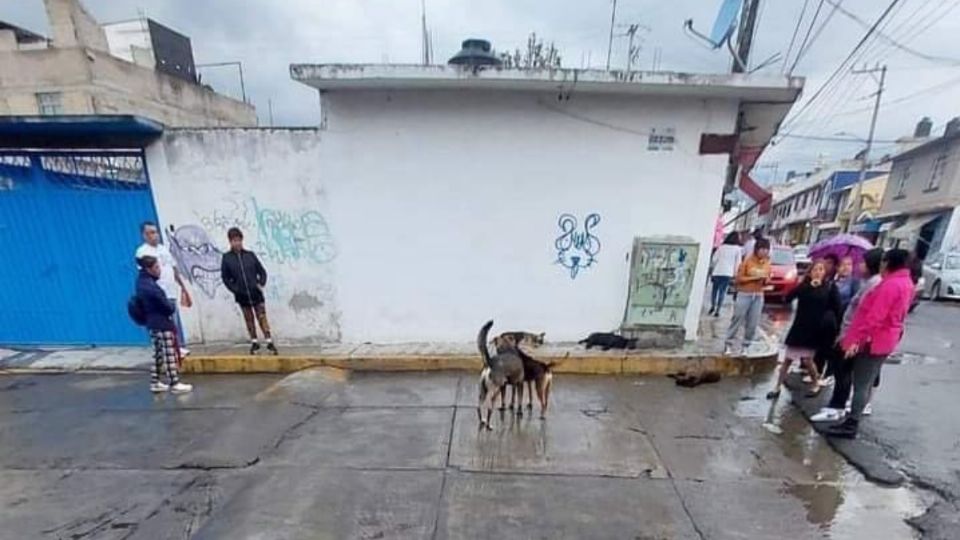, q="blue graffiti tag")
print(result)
[554,213,601,279]
[251,198,337,265]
